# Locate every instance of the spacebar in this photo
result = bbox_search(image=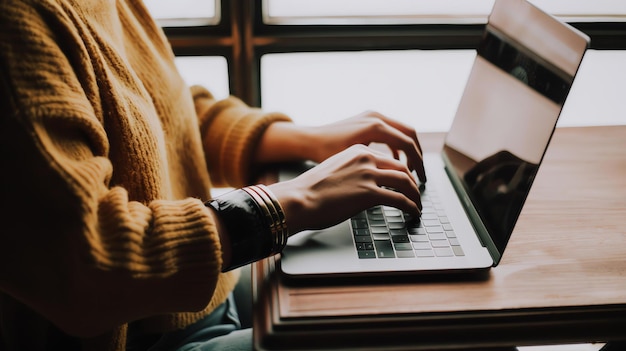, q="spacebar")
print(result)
[374,240,395,258]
